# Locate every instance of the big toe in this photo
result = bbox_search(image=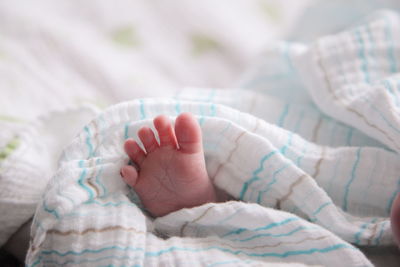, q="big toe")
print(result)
[175,112,203,154]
